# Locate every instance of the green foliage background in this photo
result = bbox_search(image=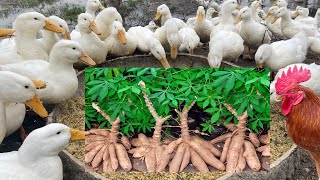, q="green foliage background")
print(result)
[85,68,270,136]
